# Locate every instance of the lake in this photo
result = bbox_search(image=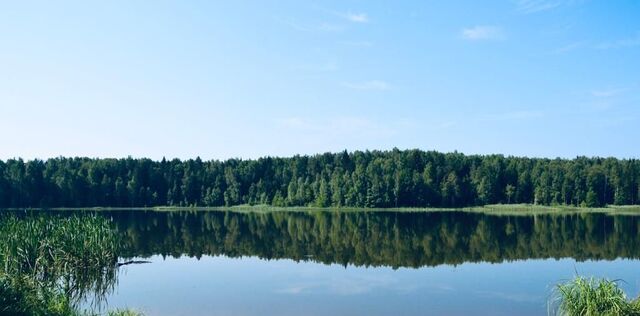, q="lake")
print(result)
[8,209,640,315]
